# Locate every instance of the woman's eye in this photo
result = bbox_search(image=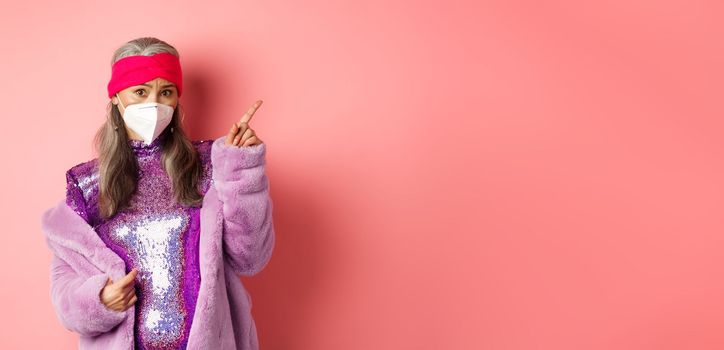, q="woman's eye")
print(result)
[135,89,145,96]
[162,90,171,96]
